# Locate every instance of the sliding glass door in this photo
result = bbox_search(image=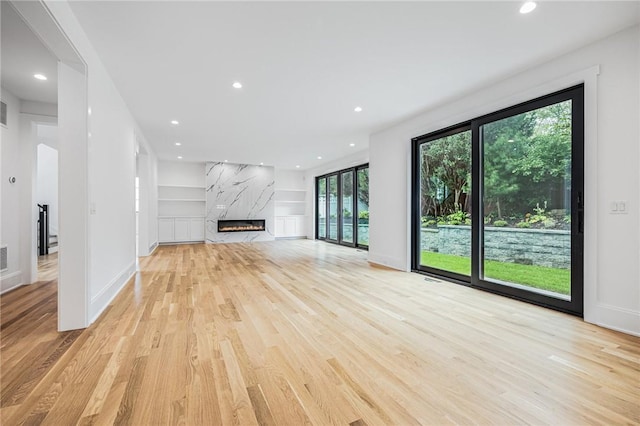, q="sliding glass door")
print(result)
[328,175,338,241]
[356,168,369,246]
[412,85,583,315]
[317,177,327,239]
[340,170,355,245]
[418,127,472,281]
[316,164,369,248]
[479,98,577,301]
